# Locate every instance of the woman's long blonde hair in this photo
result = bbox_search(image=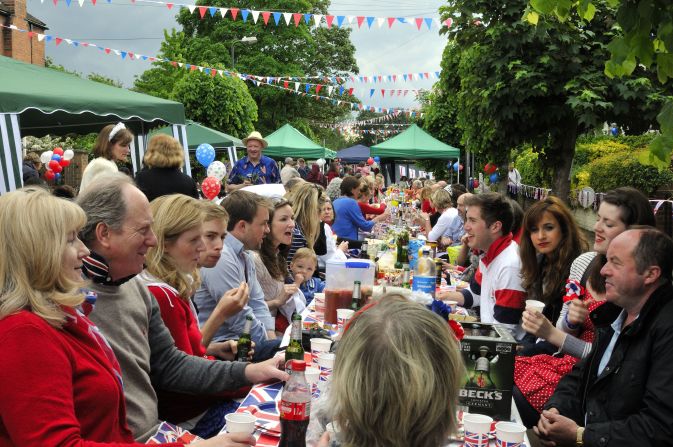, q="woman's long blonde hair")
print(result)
[331,294,465,447]
[0,188,88,328]
[284,182,322,249]
[146,194,204,299]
